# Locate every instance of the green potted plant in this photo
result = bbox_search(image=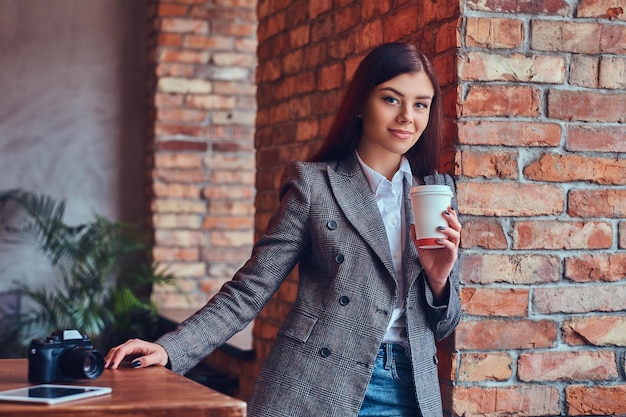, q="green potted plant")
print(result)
[0,189,179,354]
